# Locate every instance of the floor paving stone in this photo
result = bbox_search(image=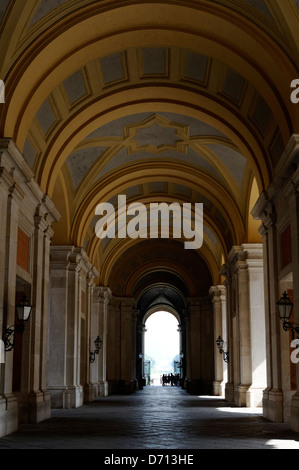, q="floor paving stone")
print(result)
[1,386,299,450]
